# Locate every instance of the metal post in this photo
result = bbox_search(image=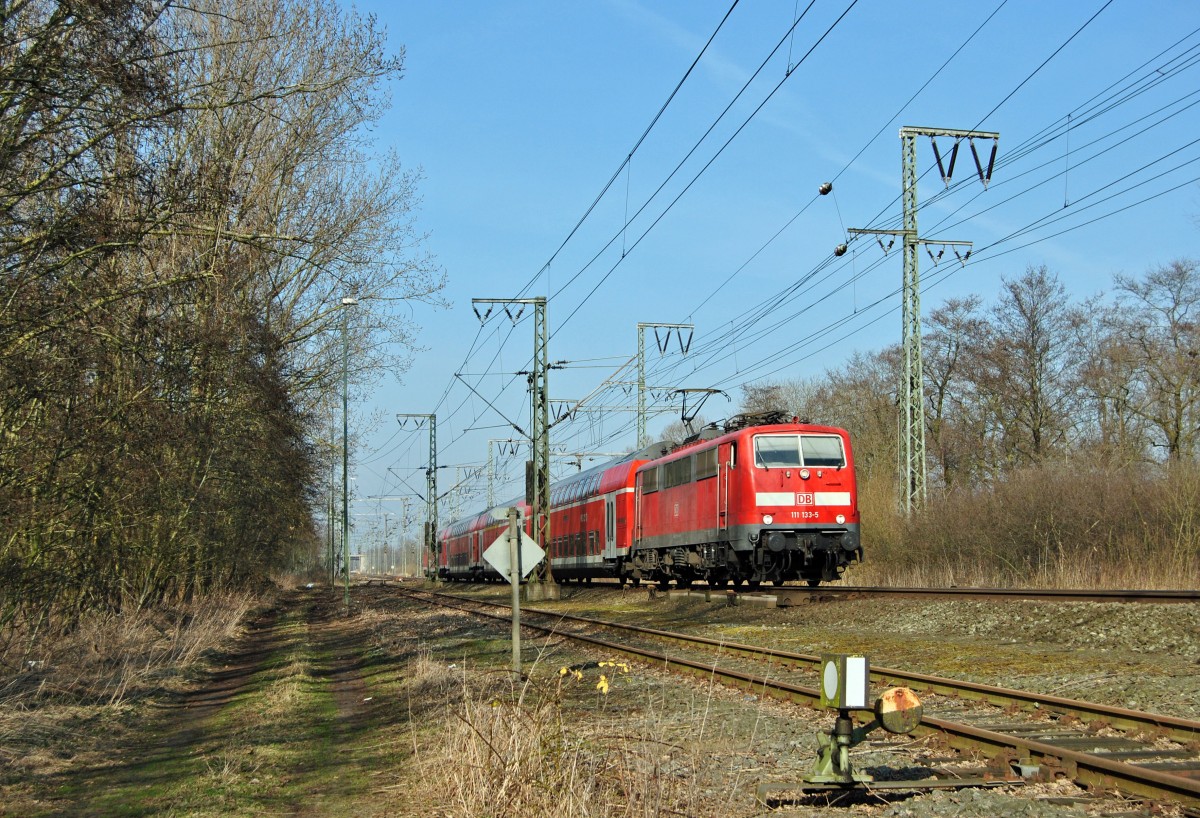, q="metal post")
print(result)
[487,440,495,509]
[469,297,562,593]
[397,413,439,582]
[845,127,997,514]
[427,416,437,582]
[401,497,410,578]
[531,297,553,583]
[507,507,521,677]
[637,325,646,448]
[341,296,357,610]
[900,130,923,515]
[329,411,336,589]
[636,323,694,449]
